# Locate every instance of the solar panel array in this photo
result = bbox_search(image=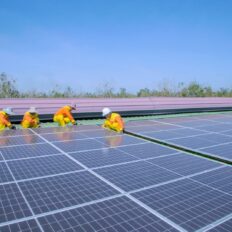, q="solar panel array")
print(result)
[0,116,231,231]
[126,113,232,162]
